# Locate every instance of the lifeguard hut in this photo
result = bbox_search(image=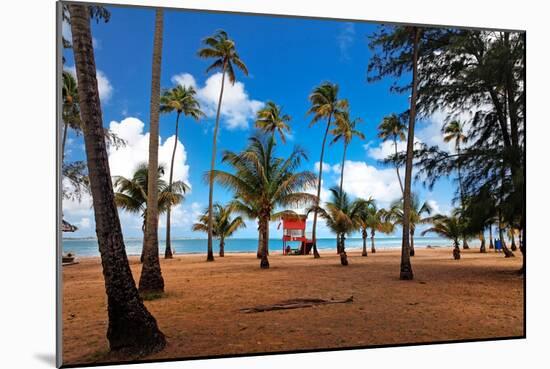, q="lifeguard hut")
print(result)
[279,214,314,255]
